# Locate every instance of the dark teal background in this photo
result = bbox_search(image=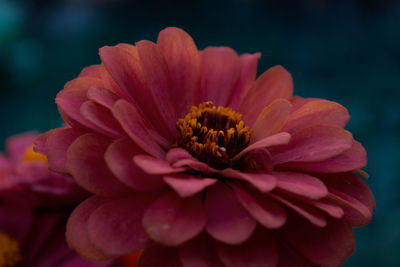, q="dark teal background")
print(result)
[0,0,399,265]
